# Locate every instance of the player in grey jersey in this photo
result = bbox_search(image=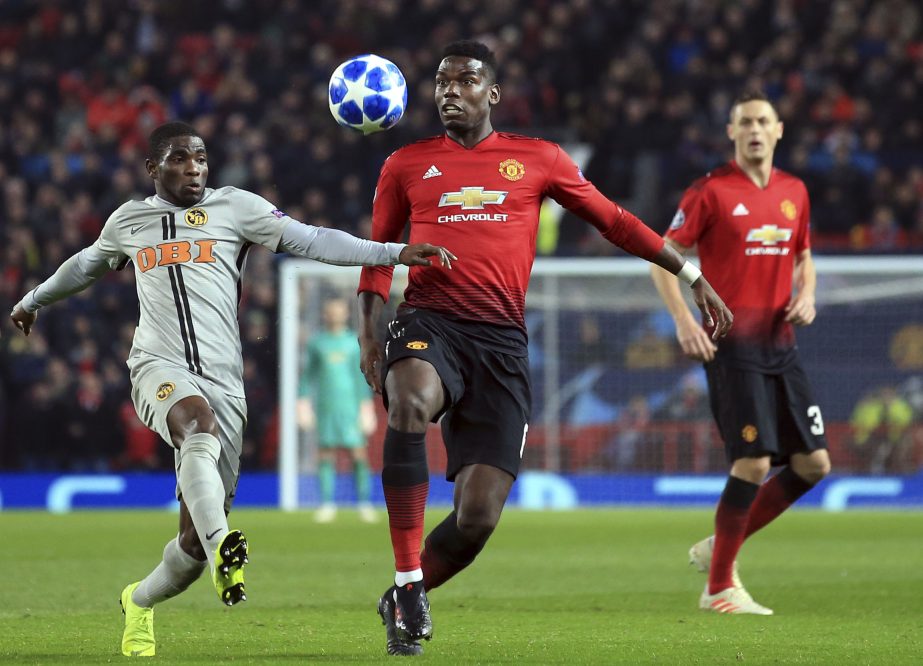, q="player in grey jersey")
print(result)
[9,121,455,658]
